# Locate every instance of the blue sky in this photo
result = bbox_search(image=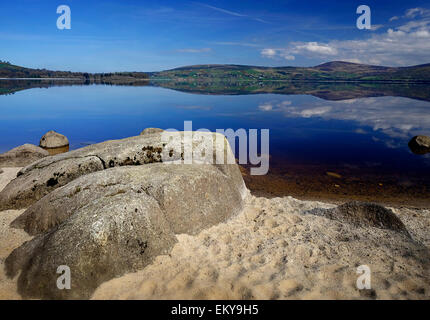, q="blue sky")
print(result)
[1,0,430,72]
